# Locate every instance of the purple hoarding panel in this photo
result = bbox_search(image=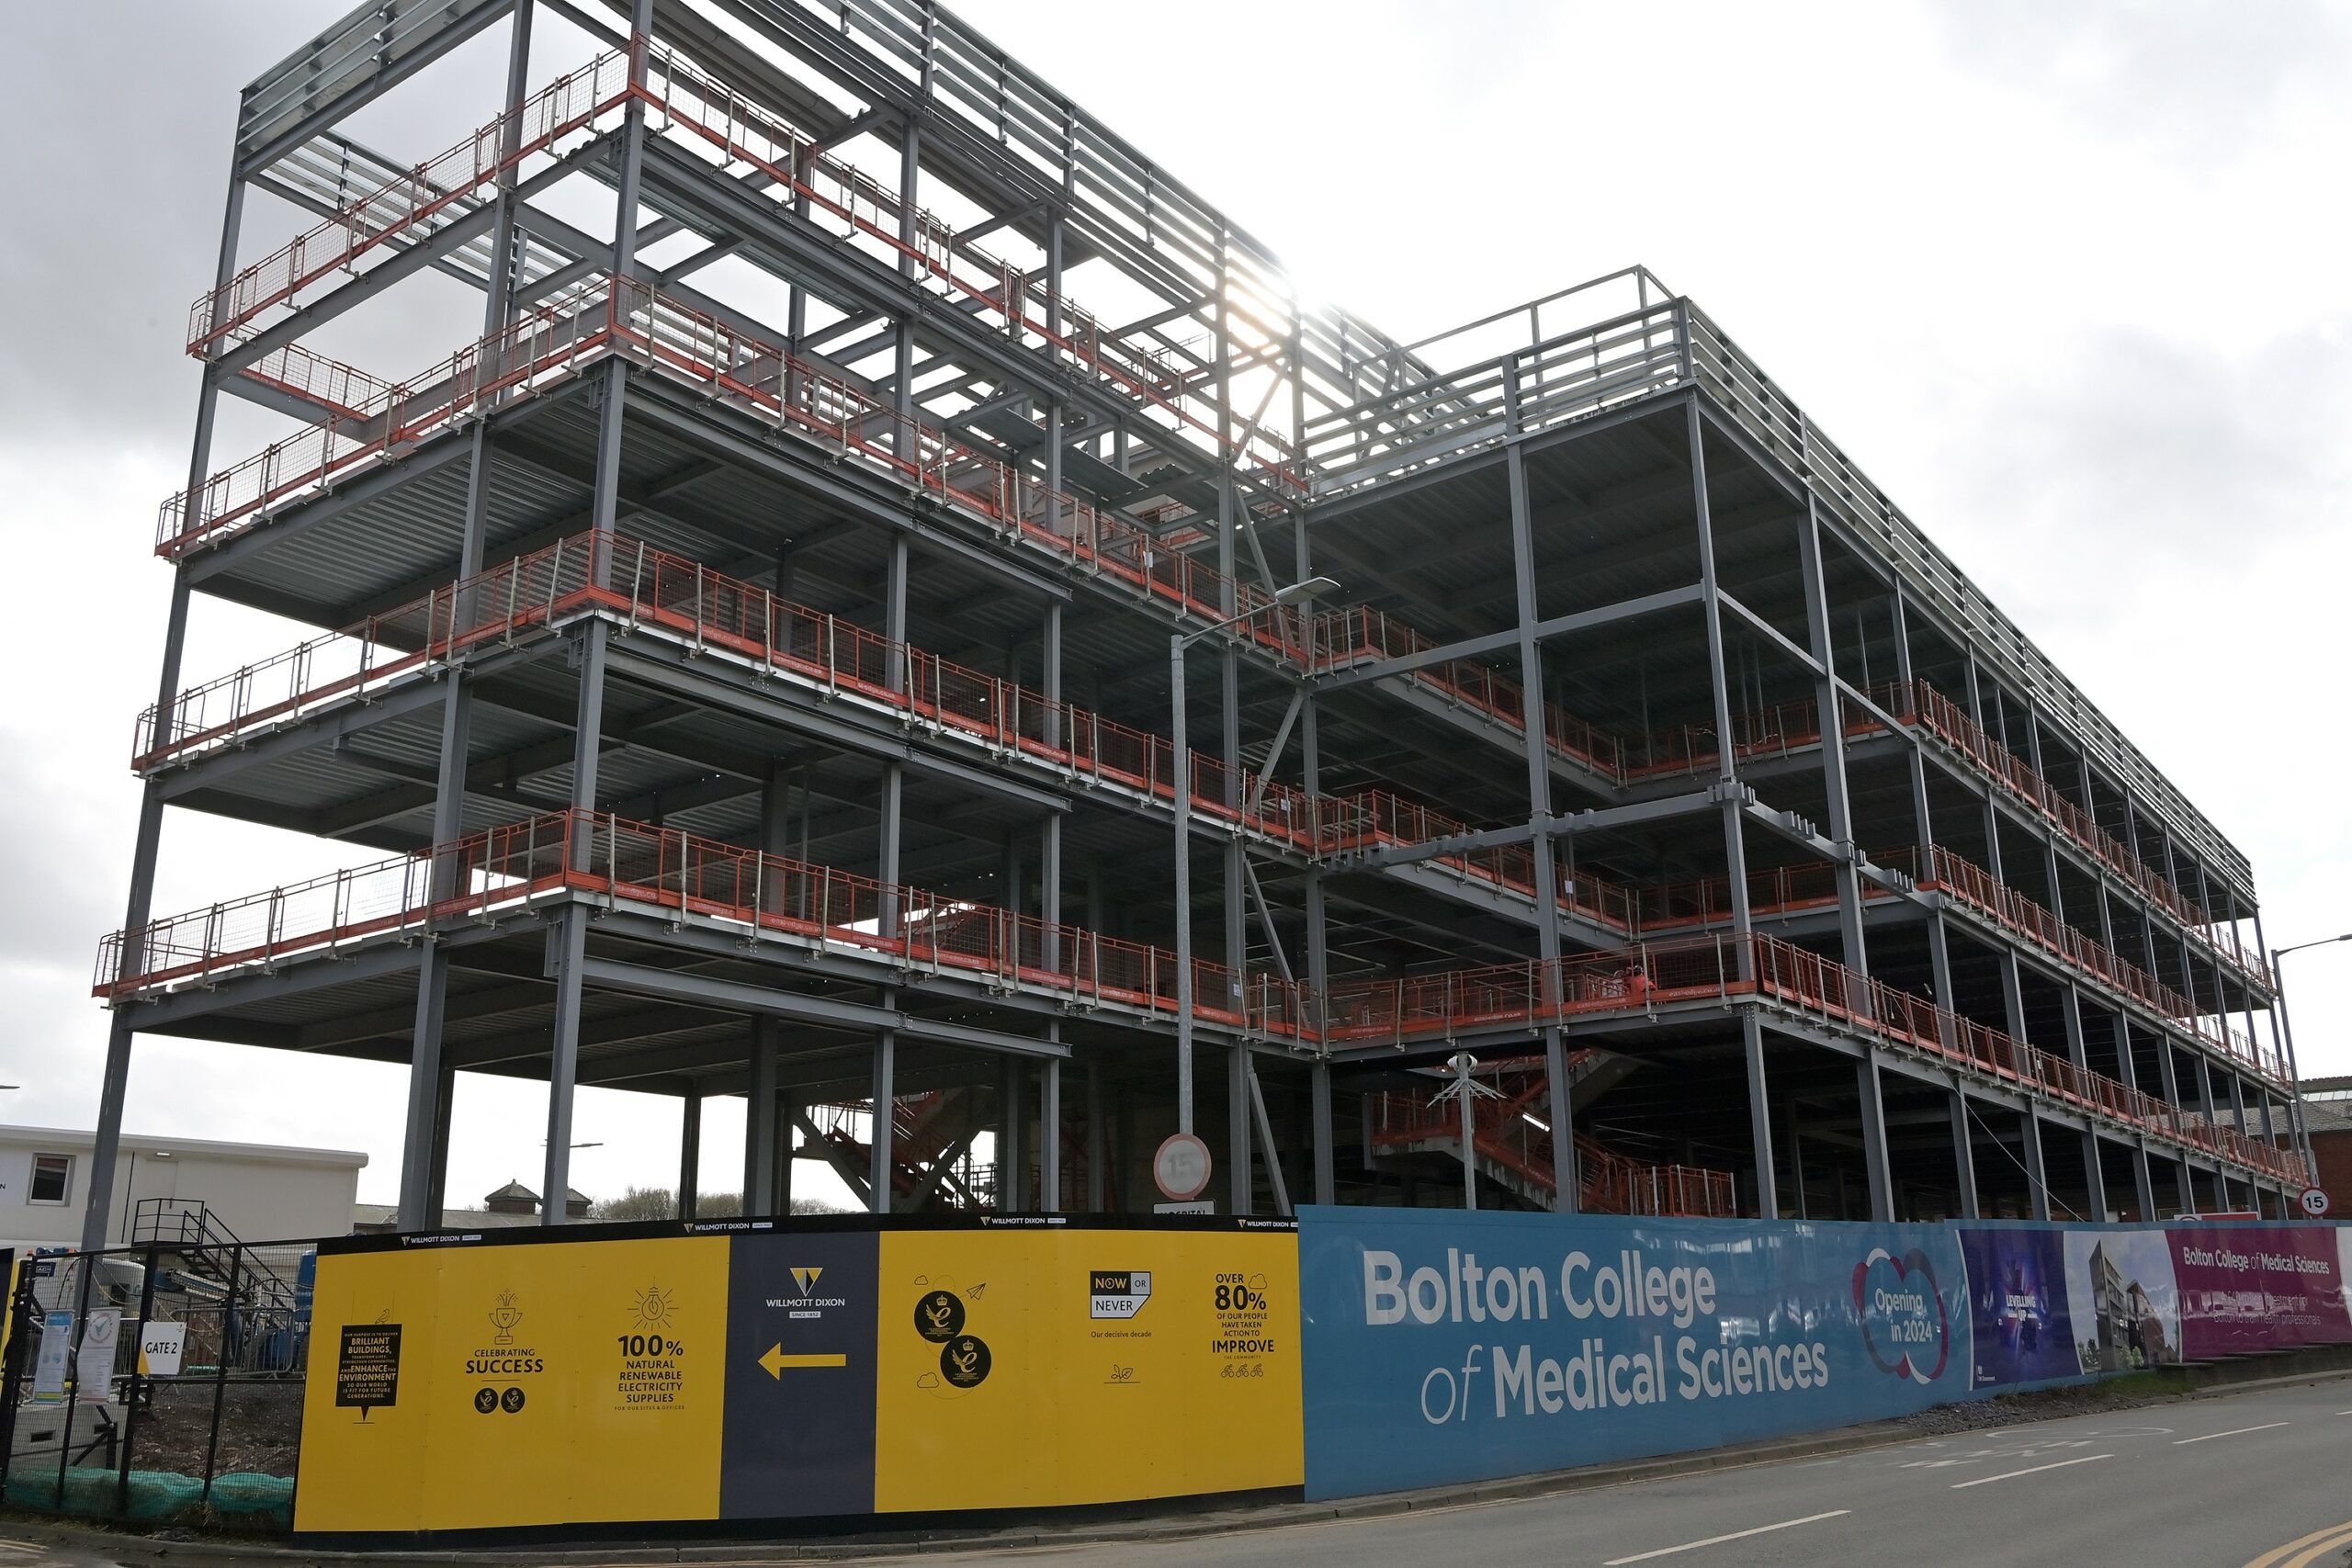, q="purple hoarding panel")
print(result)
[2167,1225,2350,1359]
